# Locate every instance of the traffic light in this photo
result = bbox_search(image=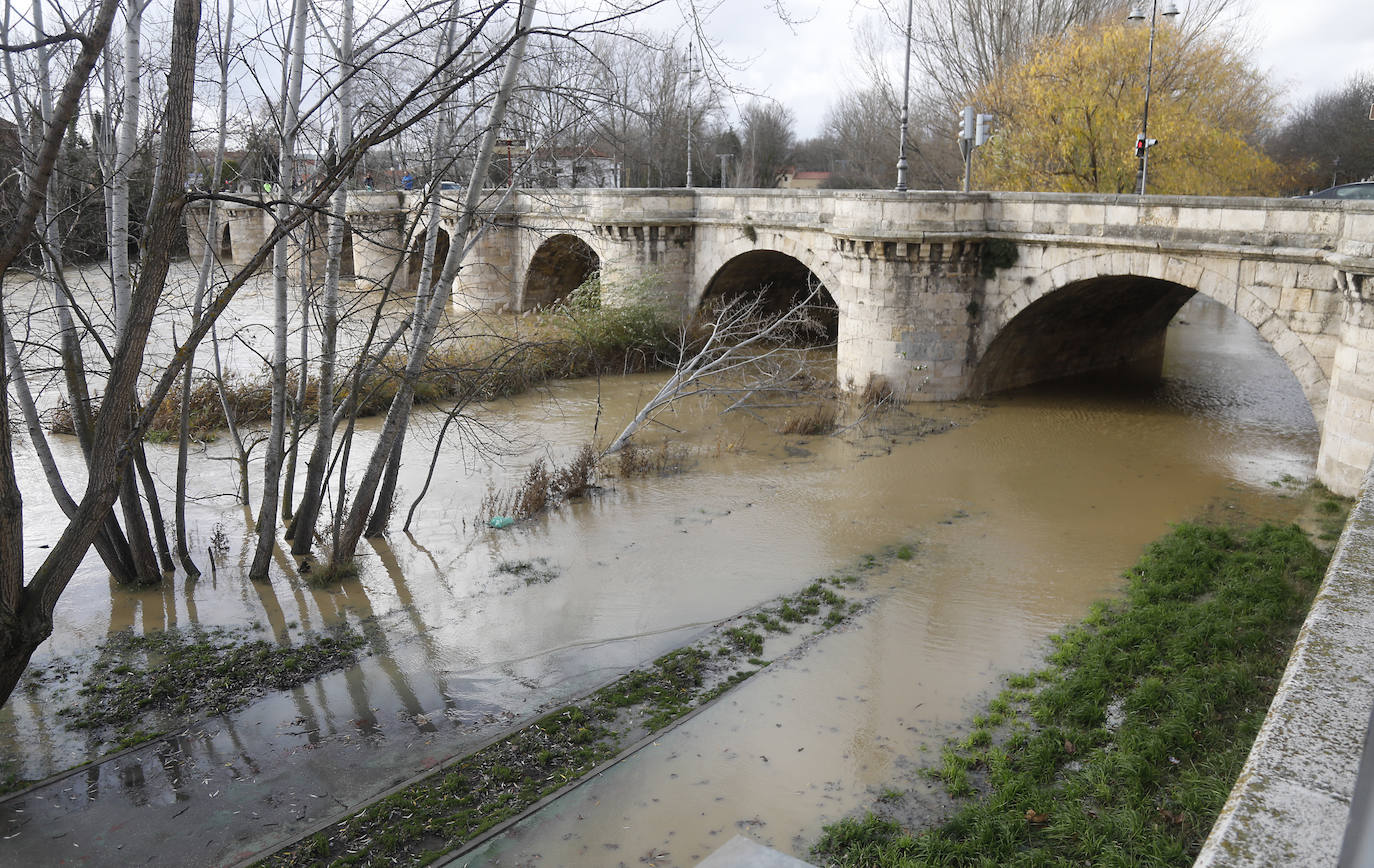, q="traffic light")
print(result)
[975,113,991,146]
[959,106,974,141]
[1135,135,1146,158]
